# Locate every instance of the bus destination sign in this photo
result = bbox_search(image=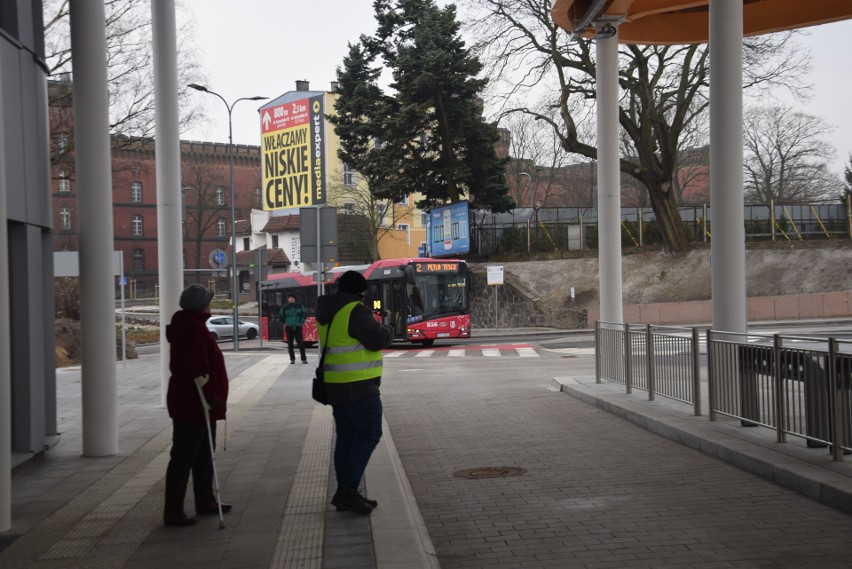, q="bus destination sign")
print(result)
[415,262,459,273]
